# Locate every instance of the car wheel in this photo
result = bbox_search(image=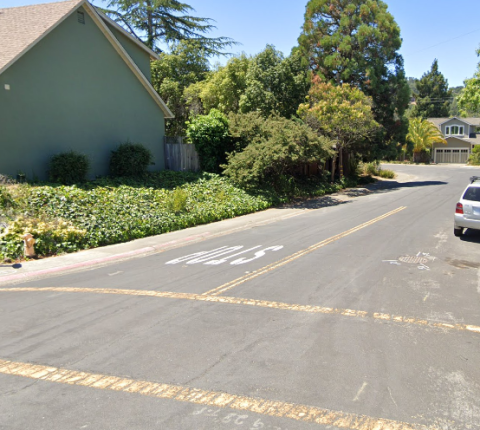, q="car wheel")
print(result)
[454,227,464,237]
